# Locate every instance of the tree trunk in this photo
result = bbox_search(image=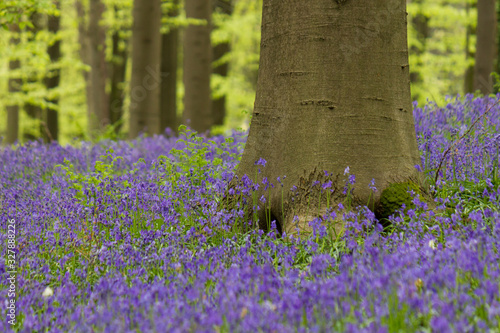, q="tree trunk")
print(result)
[183,0,212,133]
[129,0,162,138]
[212,0,232,126]
[464,0,475,94]
[109,6,129,135]
[88,0,109,137]
[6,24,21,145]
[473,0,497,95]
[497,0,500,77]
[24,12,44,141]
[44,0,61,142]
[76,0,94,135]
[160,0,179,135]
[230,0,423,235]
